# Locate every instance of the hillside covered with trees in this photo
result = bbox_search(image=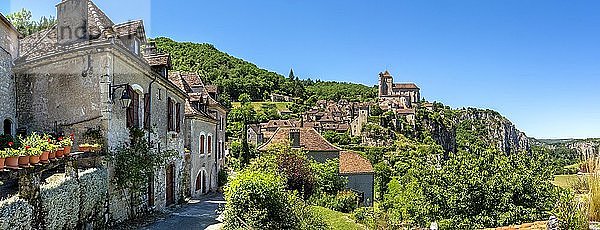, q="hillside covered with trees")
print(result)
[153,37,377,105]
